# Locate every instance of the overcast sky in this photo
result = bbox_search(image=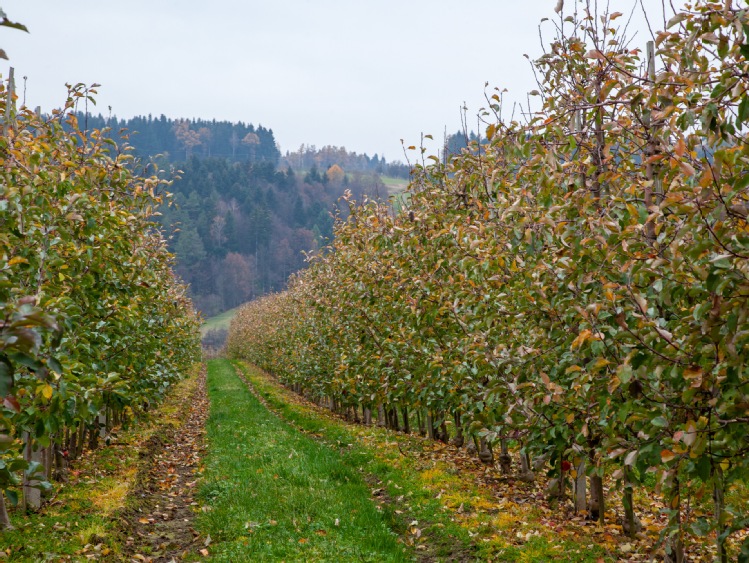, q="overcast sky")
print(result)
[2,1,676,162]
